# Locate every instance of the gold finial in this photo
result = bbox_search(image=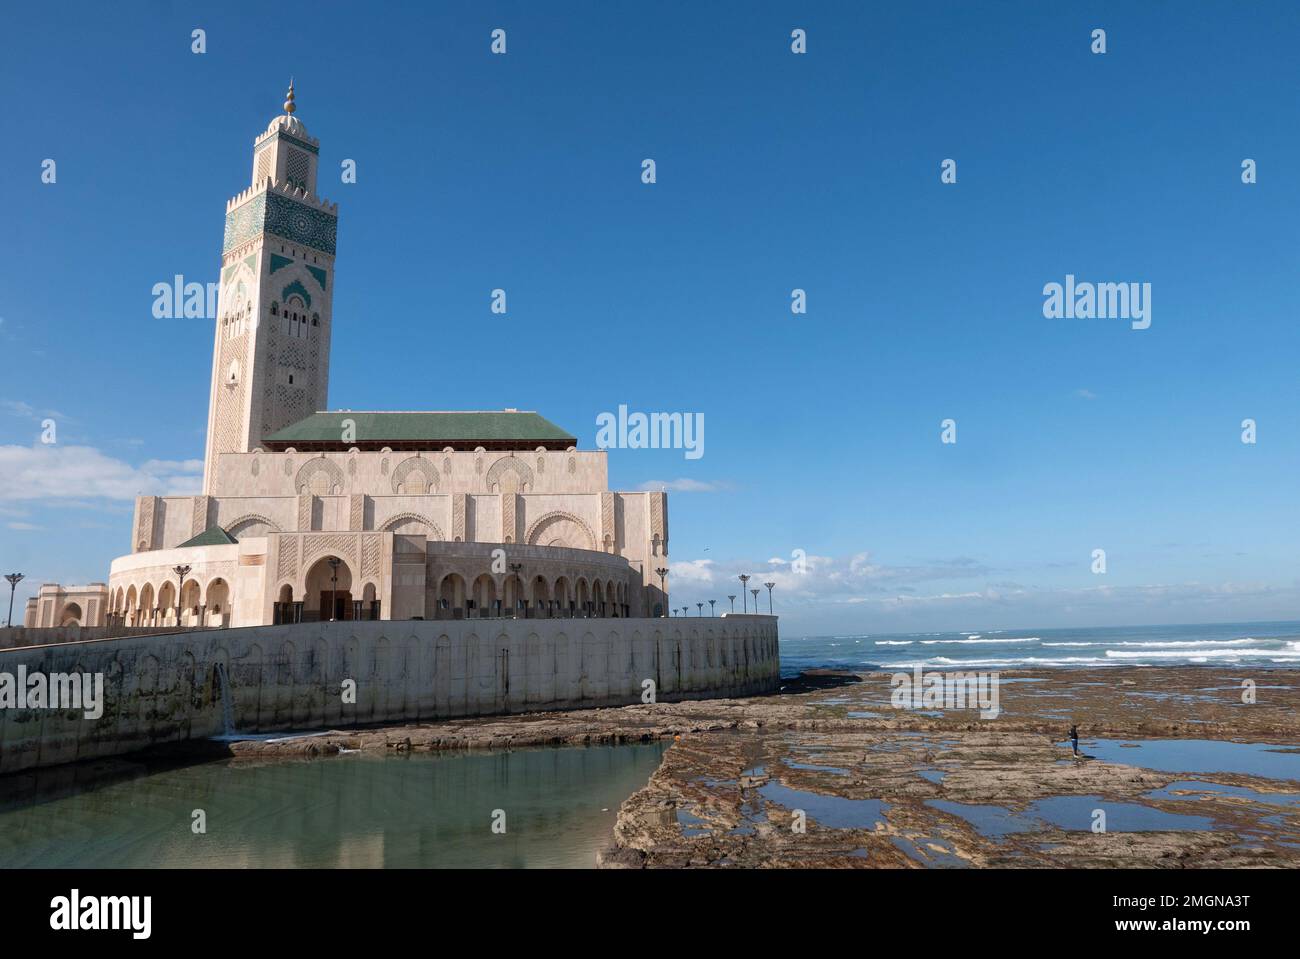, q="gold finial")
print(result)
[283,79,296,115]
